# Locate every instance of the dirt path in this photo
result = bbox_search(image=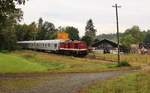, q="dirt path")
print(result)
[0,71,134,93]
